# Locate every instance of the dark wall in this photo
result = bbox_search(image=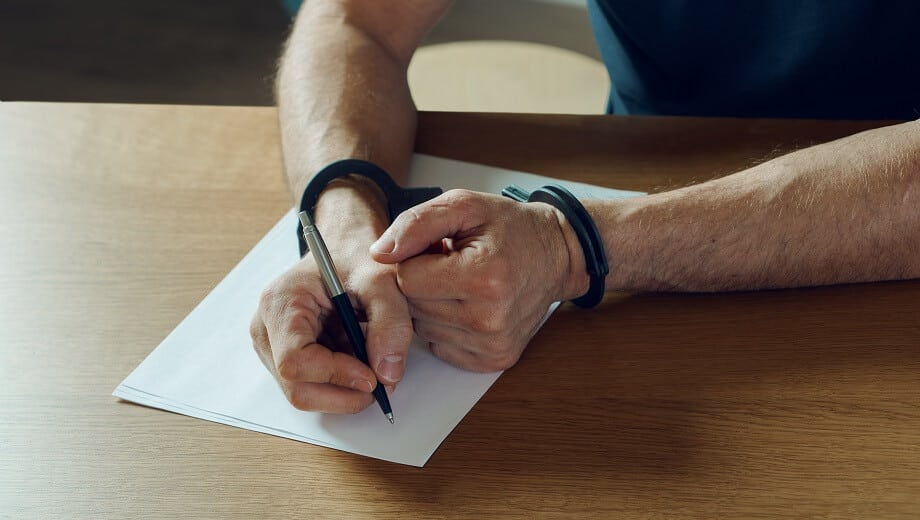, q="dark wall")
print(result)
[0,0,596,106]
[0,0,290,105]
